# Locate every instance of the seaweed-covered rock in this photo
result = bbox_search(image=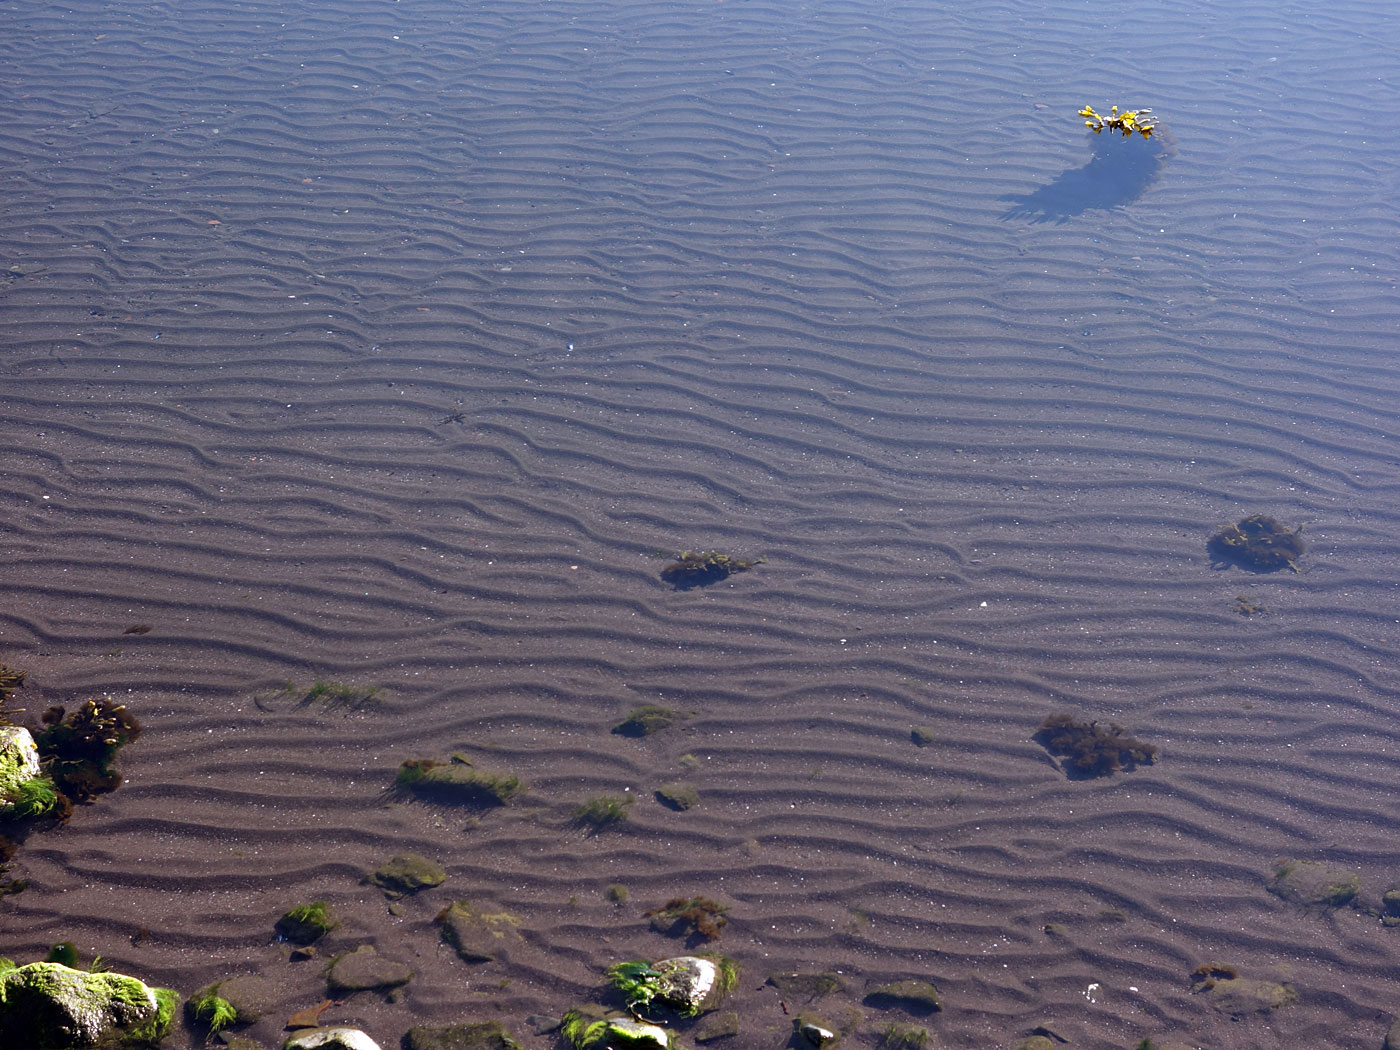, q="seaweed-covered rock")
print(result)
[283,1028,382,1050]
[435,901,523,963]
[1267,859,1359,908]
[0,726,60,820]
[0,960,178,1048]
[794,1017,836,1048]
[863,980,941,1014]
[561,1010,670,1050]
[404,1021,520,1050]
[608,956,737,1017]
[367,853,446,898]
[324,945,412,994]
[276,902,338,946]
